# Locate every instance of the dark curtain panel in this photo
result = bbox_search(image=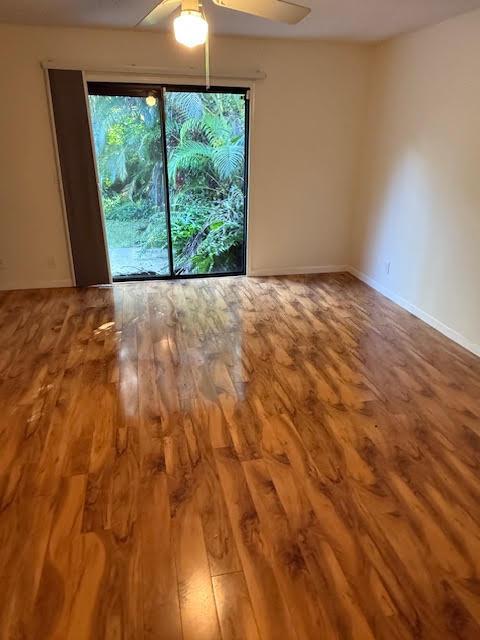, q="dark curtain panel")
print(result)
[48,69,110,286]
